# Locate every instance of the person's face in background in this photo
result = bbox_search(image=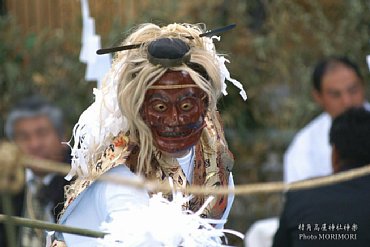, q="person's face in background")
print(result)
[313,64,365,118]
[13,115,65,166]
